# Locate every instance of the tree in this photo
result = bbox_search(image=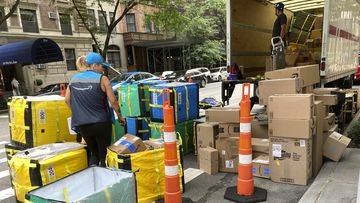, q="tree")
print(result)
[0,0,21,26]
